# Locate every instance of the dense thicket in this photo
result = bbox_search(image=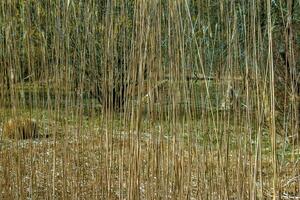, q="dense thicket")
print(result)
[0,0,299,199]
